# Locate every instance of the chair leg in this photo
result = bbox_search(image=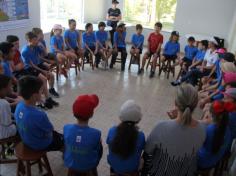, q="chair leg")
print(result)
[38,159,43,173]
[90,55,94,70]
[56,65,59,81]
[167,61,171,79]
[26,161,31,176]
[42,155,53,176]
[82,58,85,71]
